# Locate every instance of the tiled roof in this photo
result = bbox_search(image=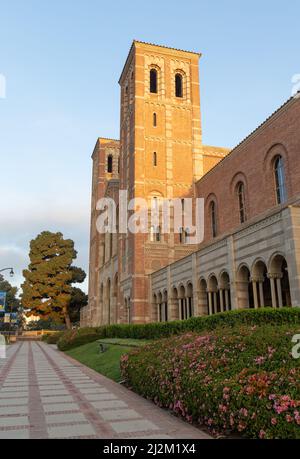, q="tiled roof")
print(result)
[119,40,201,83]
[133,40,201,56]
